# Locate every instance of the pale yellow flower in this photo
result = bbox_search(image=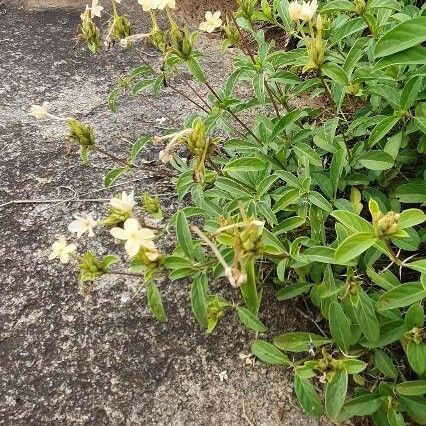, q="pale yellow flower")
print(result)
[68,213,97,238]
[288,1,302,21]
[30,102,49,119]
[89,0,104,17]
[138,0,158,11]
[114,0,122,3]
[110,191,136,215]
[110,218,156,257]
[157,0,175,9]
[48,237,77,264]
[199,11,223,33]
[288,0,317,21]
[299,0,317,21]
